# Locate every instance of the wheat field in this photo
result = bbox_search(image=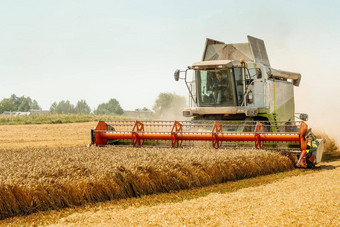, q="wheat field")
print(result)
[0,145,296,219]
[0,122,94,149]
[50,160,340,227]
[3,122,338,220]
